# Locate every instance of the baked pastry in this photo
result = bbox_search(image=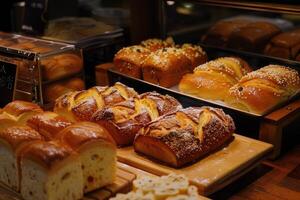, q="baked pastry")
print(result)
[264,28,300,60]
[113,45,151,78]
[92,92,182,146]
[57,122,116,192]
[0,100,43,131]
[142,47,192,87]
[20,140,83,200]
[0,126,43,191]
[227,65,300,114]
[134,106,235,168]
[181,43,207,69]
[27,112,72,140]
[141,37,175,52]
[202,19,251,47]
[179,57,252,101]
[228,21,281,52]
[43,77,85,103]
[41,53,83,81]
[54,82,138,122]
